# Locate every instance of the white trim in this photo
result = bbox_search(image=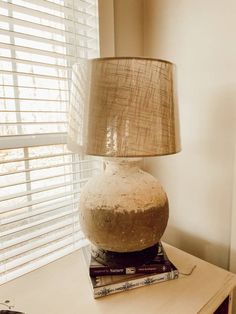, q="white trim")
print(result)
[0,133,67,150]
[229,143,236,273]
